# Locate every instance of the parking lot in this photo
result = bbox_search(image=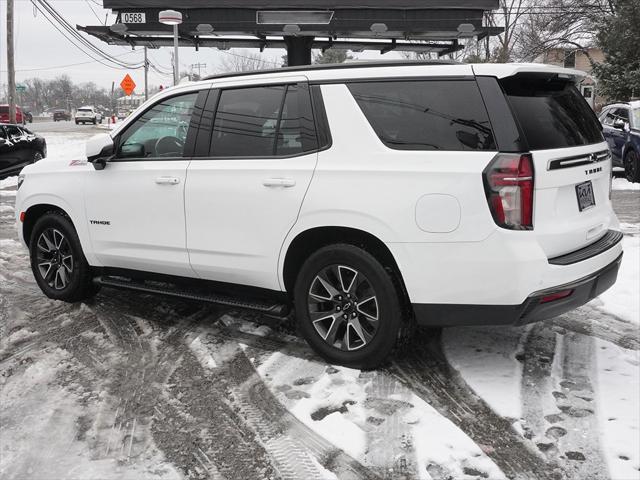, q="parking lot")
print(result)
[1,124,638,480]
